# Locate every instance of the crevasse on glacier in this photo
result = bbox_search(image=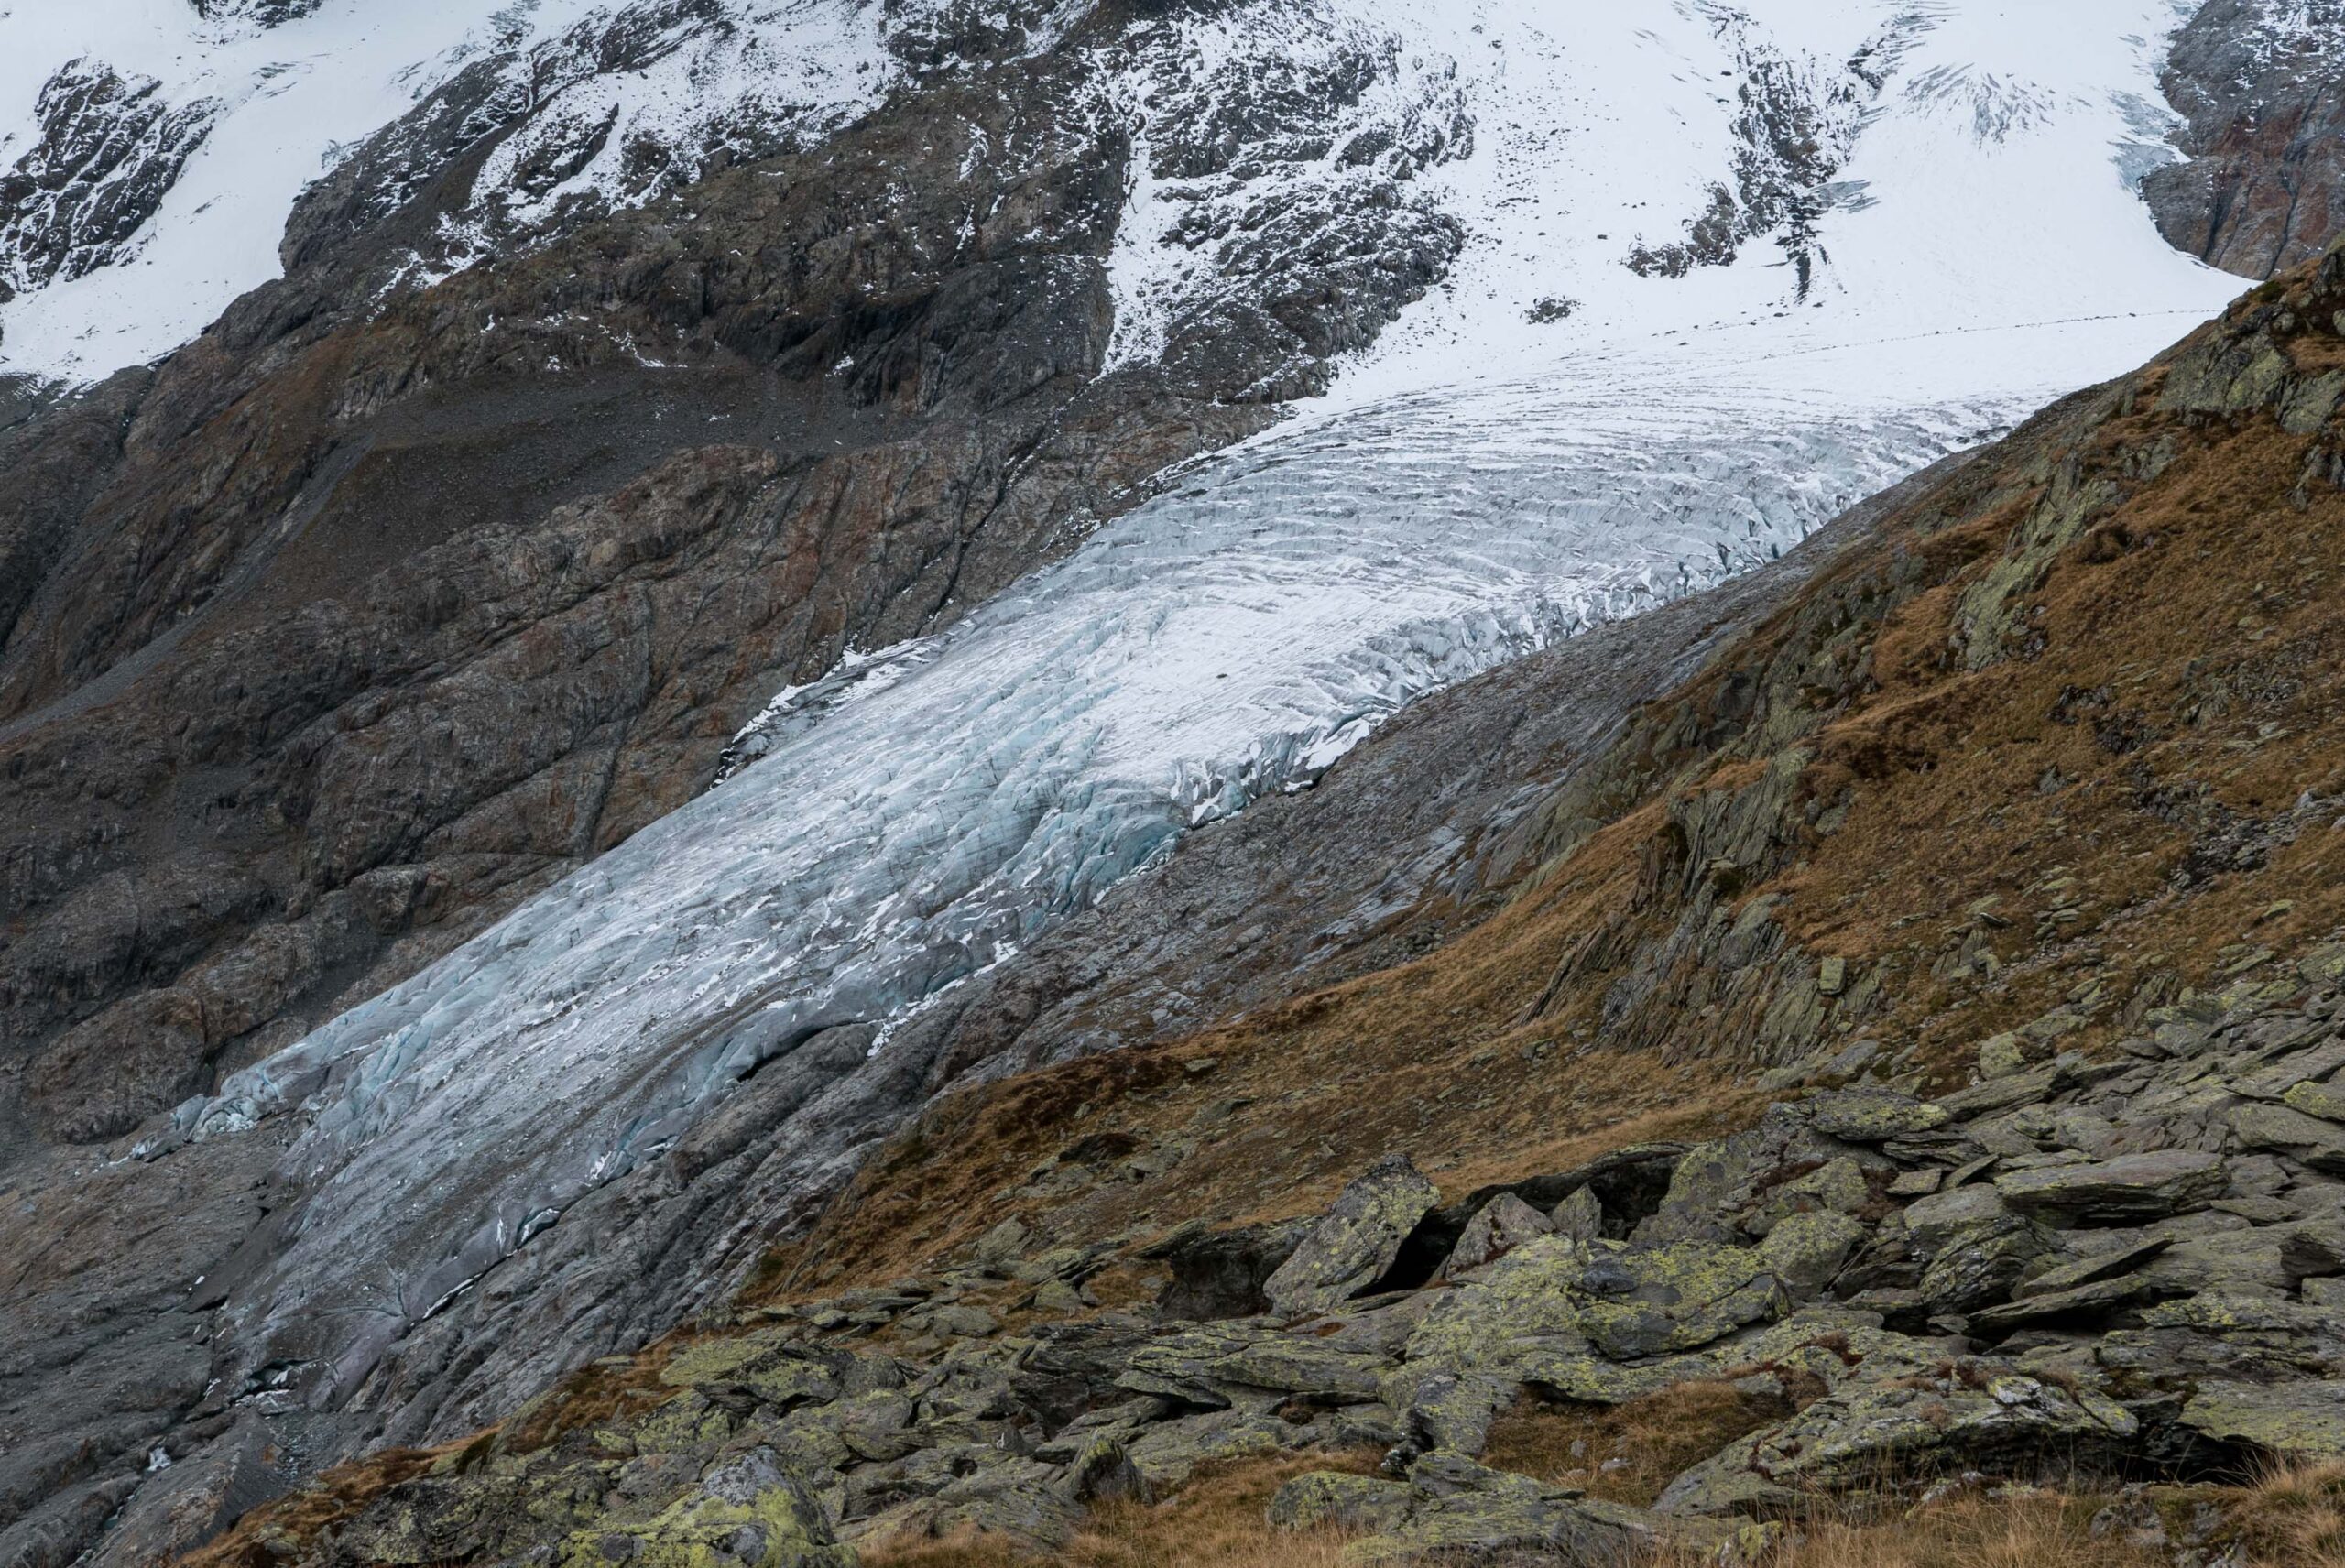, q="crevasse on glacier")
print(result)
[172,0,2245,1401]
